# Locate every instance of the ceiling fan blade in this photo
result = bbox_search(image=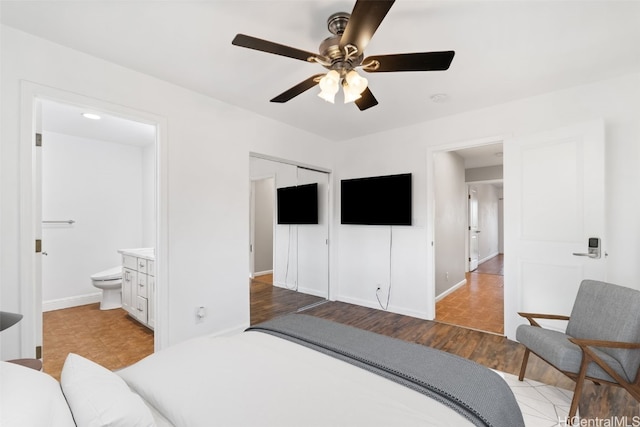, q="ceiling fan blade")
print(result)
[362,51,455,73]
[270,74,324,103]
[339,0,395,53]
[232,34,319,63]
[355,87,378,111]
